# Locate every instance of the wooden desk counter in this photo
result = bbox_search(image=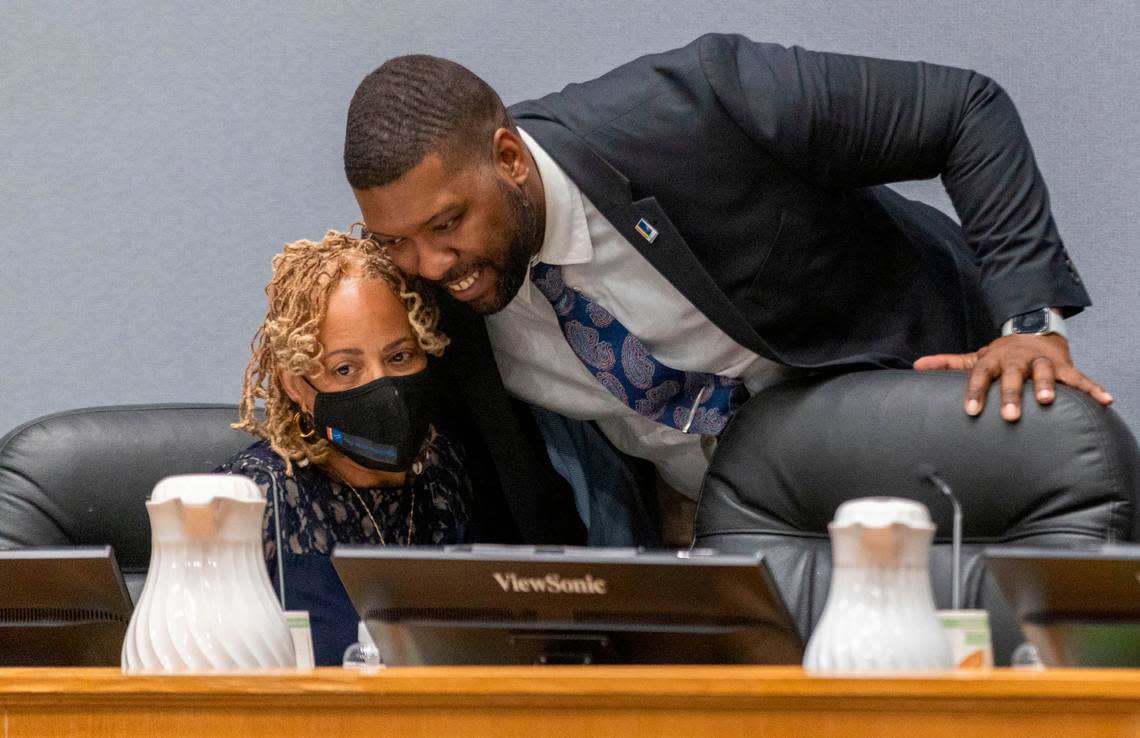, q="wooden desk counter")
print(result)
[2,666,1139,737]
